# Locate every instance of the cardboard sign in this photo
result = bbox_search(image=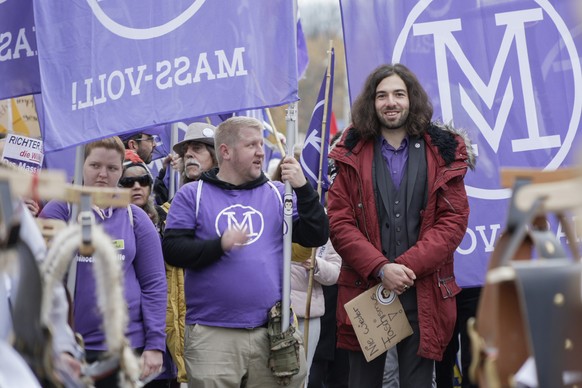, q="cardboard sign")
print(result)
[1,133,43,174]
[345,285,413,362]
